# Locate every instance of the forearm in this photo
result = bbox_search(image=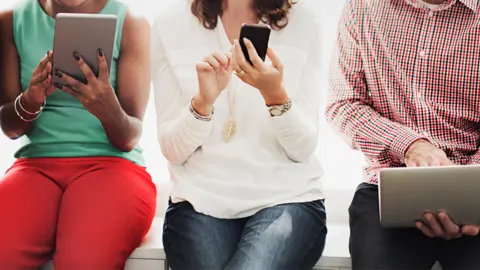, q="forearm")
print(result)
[99,100,143,152]
[270,105,318,163]
[158,96,213,165]
[326,100,425,163]
[0,92,41,139]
